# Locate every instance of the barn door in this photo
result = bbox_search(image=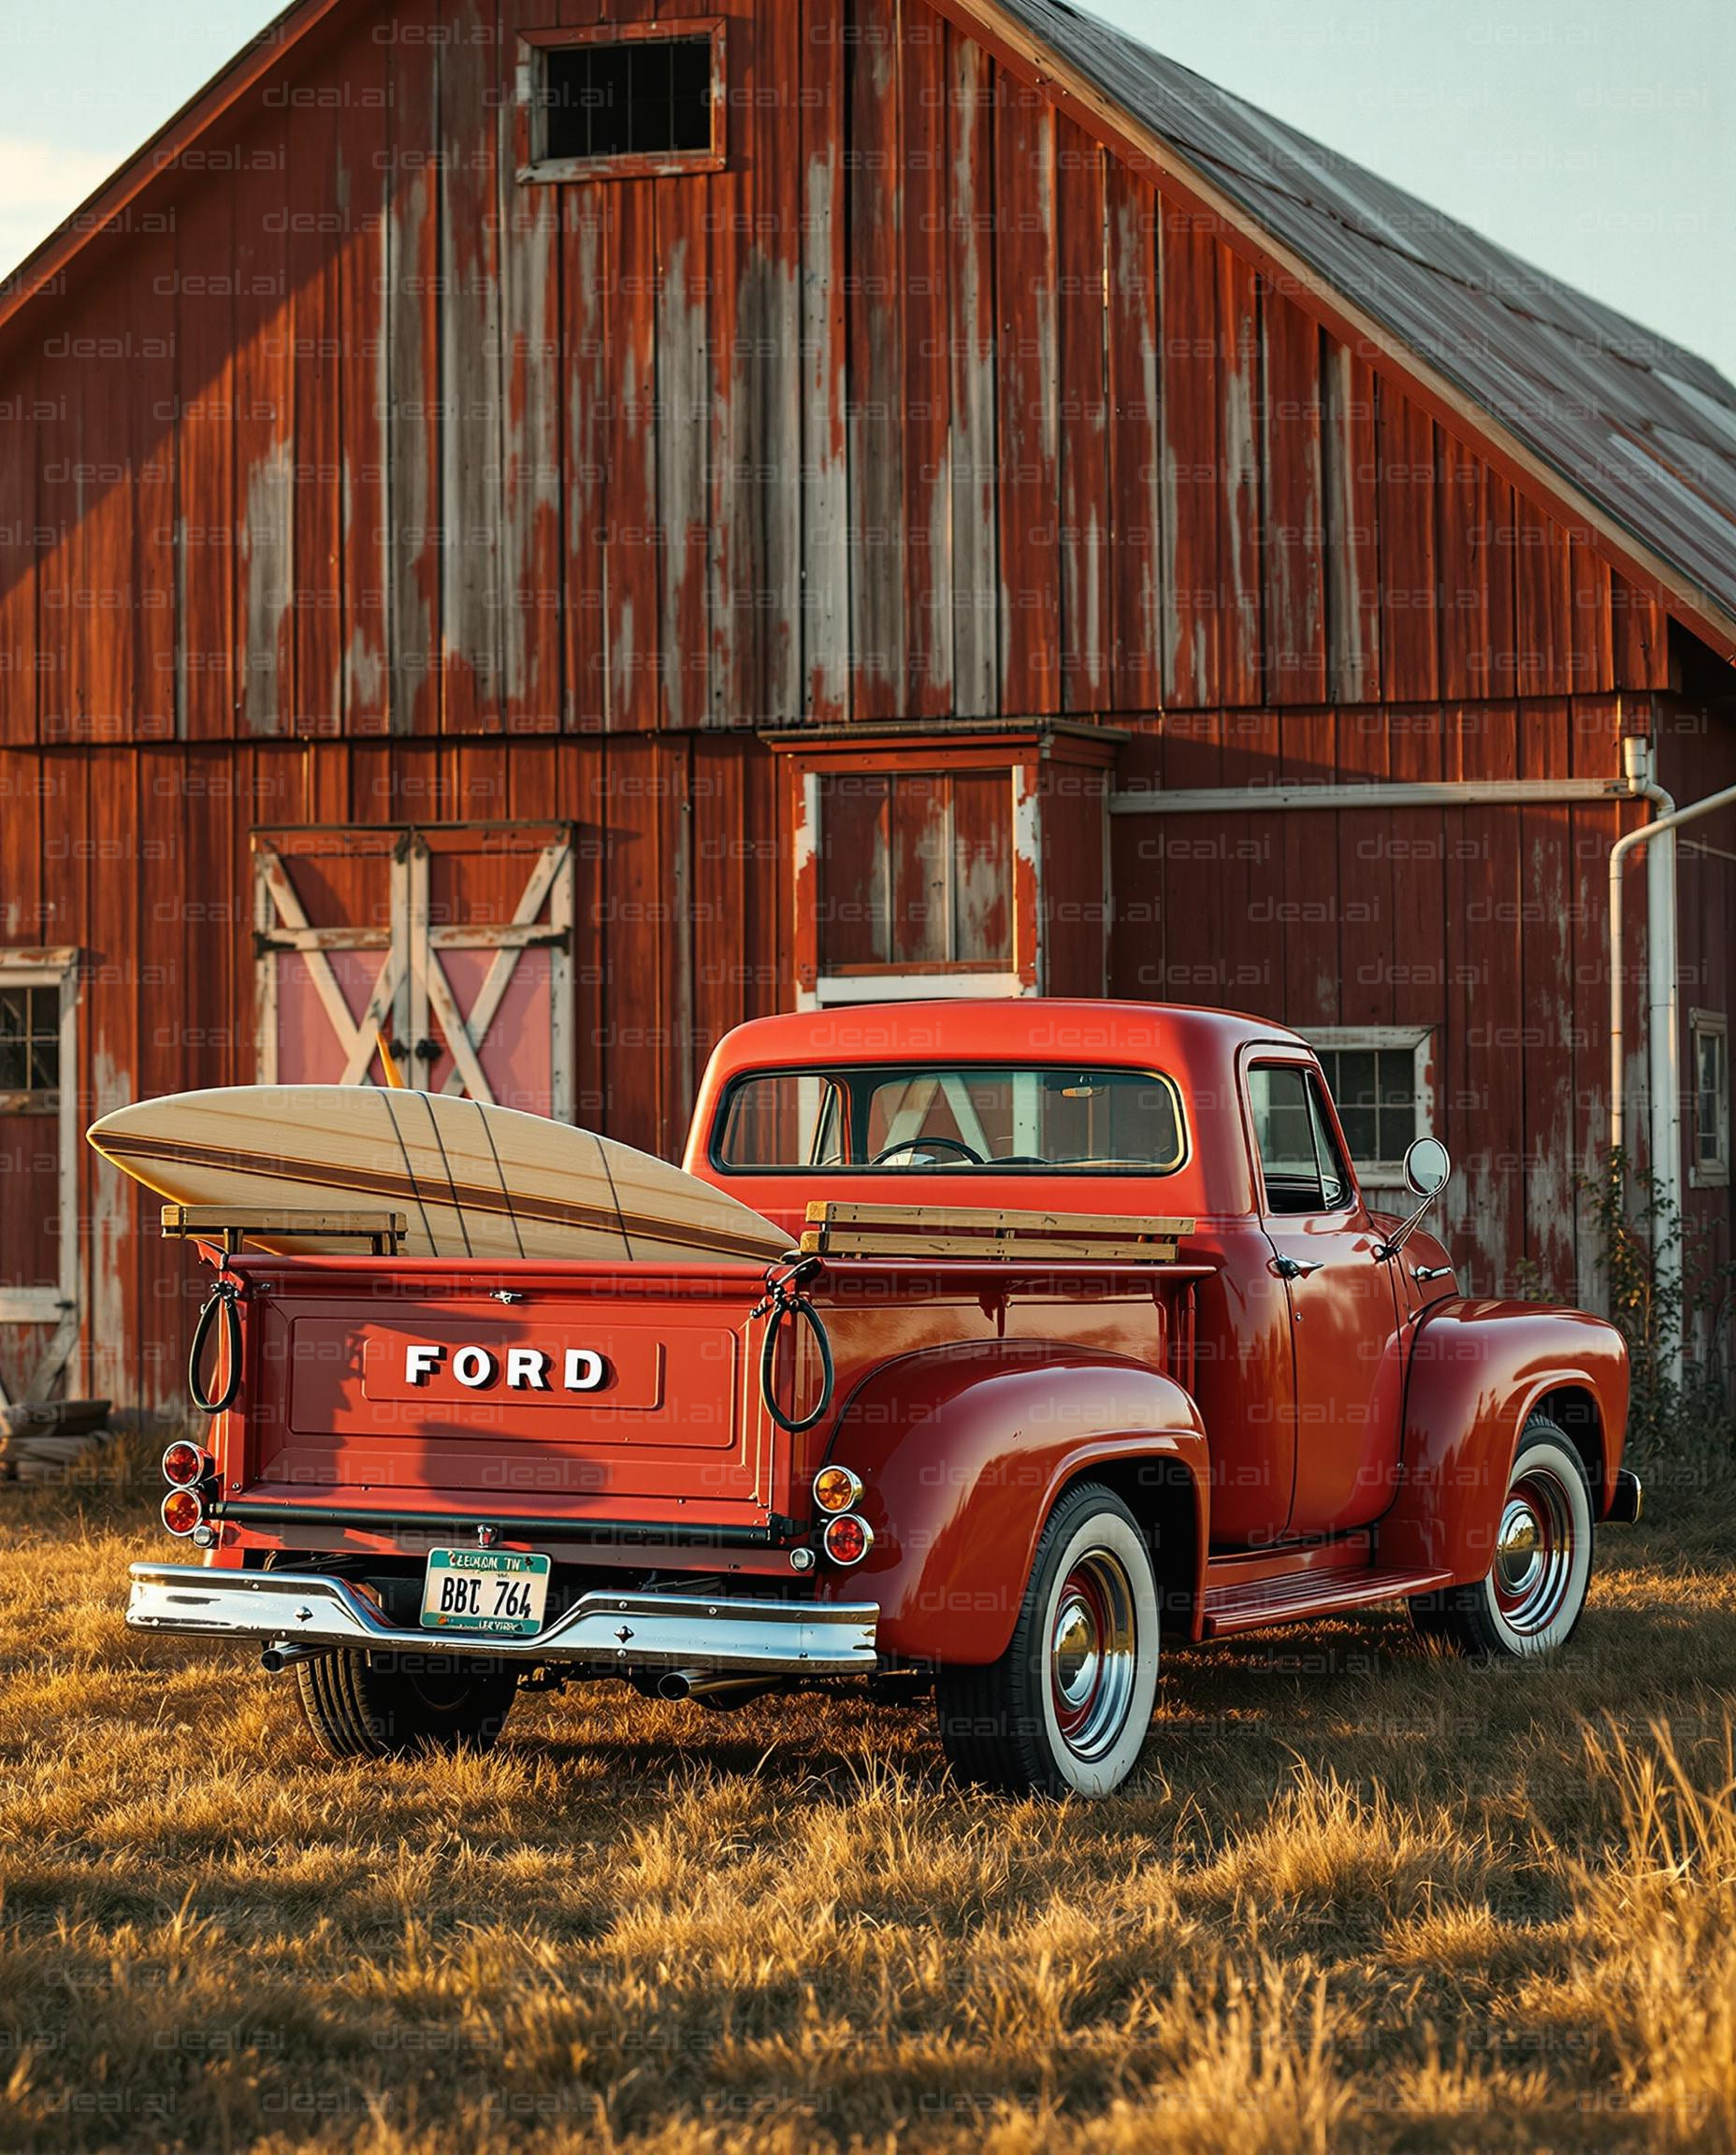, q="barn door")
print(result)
[253,826,575,1118]
[0,948,80,1408]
